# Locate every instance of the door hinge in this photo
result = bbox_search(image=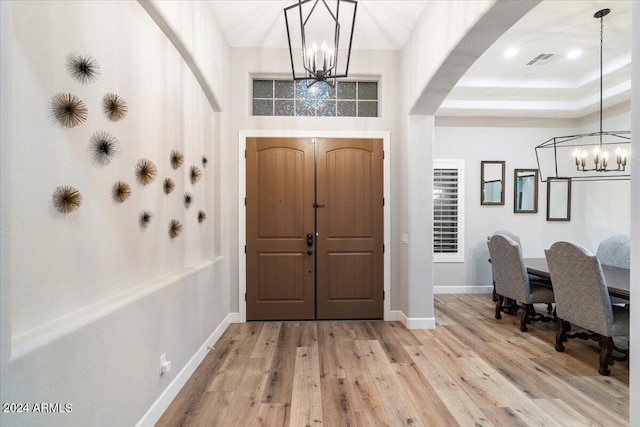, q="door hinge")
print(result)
[383,151,385,159]
[244,150,246,158]
[383,291,385,300]
[244,245,246,253]
[383,244,385,253]
[245,292,247,301]
[244,197,247,206]
[383,197,385,206]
